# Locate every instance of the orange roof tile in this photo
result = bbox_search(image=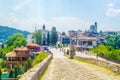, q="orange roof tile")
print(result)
[5,52,28,57]
[14,47,28,51]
